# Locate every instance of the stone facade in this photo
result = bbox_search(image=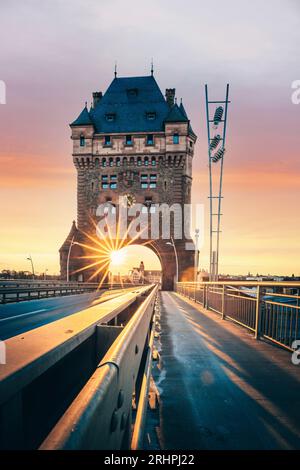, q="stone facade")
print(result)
[60,75,197,290]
